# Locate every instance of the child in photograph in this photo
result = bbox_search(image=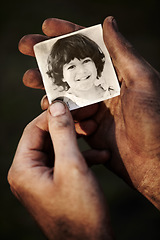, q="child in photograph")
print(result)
[46,34,115,109]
